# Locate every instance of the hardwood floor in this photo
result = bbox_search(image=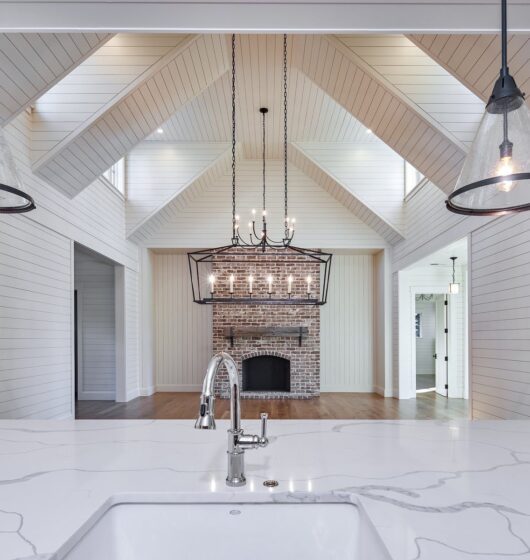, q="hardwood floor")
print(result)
[76,392,469,420]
